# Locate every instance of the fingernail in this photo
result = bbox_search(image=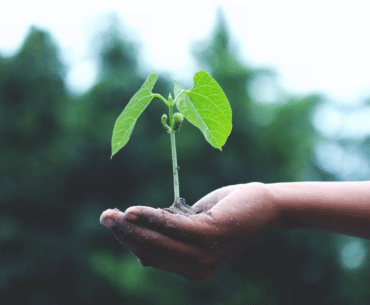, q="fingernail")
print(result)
[125,213,138,221]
